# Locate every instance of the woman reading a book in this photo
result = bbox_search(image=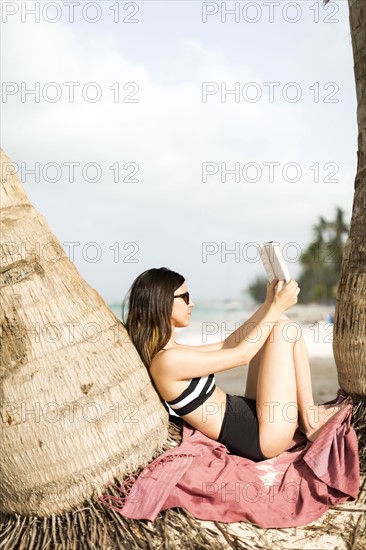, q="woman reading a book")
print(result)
[123,267,347,461]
